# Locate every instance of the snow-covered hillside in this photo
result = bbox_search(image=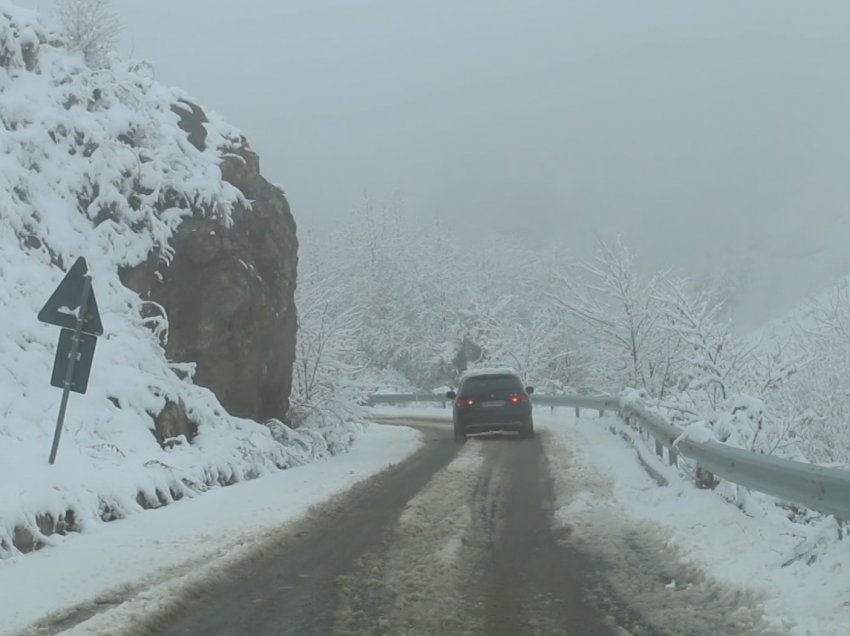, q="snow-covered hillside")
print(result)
[0,2,350,558]
[749,275,850,346]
